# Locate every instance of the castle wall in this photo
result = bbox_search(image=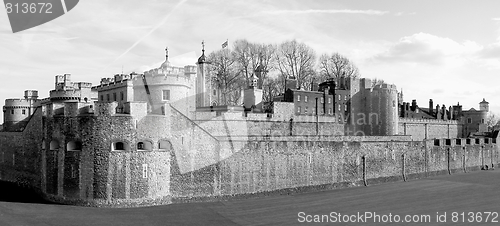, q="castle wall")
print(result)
[169,137,499,201]
[398,118,463,140]
[0,107,43,187]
